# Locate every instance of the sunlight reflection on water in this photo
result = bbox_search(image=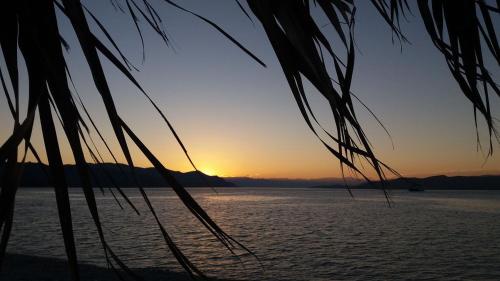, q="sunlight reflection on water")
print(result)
[205,194,293,202]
